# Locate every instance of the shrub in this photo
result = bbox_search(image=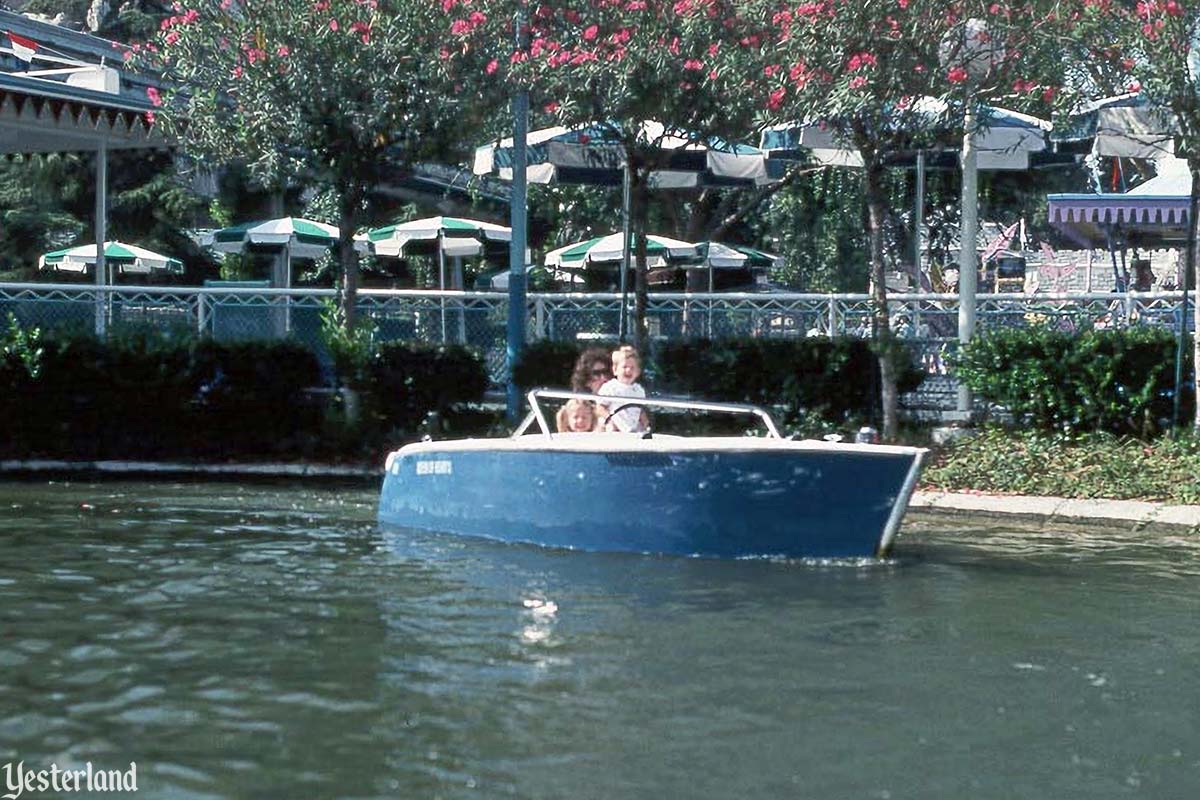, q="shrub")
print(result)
[190,339,324,456]
[361,342,488,436]
[511,338,620,392]
[953,327,1193,436]
[924,427,1200,504]
[1,331,325,459]
[654,337,923,425]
